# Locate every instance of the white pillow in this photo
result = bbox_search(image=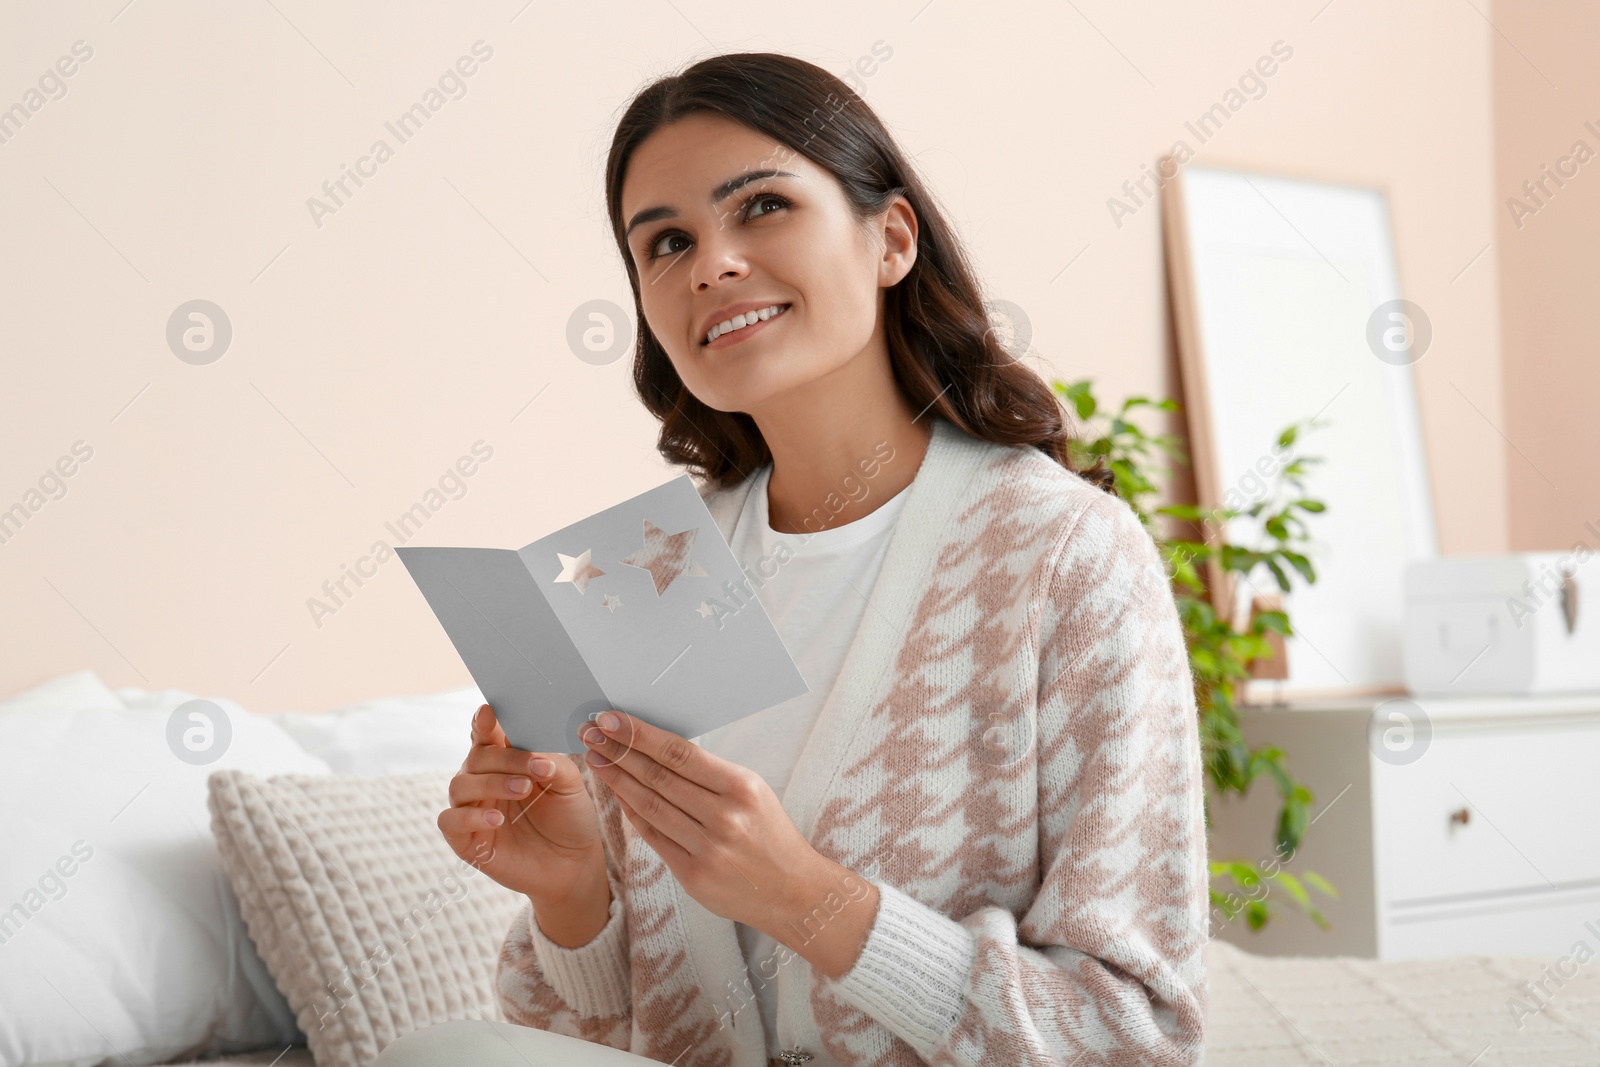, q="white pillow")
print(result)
[267,684,484,775]
[0,669,123,715]
[0,675,330,1067]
